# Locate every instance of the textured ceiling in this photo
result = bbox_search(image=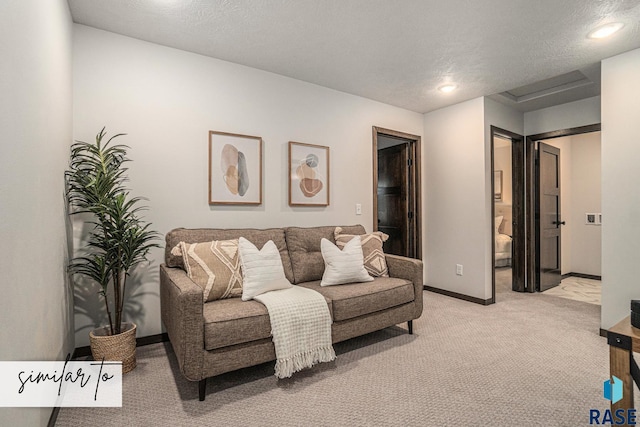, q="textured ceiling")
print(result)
[67,0,640,113]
